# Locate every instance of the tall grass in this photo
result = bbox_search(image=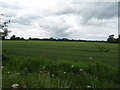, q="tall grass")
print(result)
[2,41,118,67]
[2,55,120,88]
